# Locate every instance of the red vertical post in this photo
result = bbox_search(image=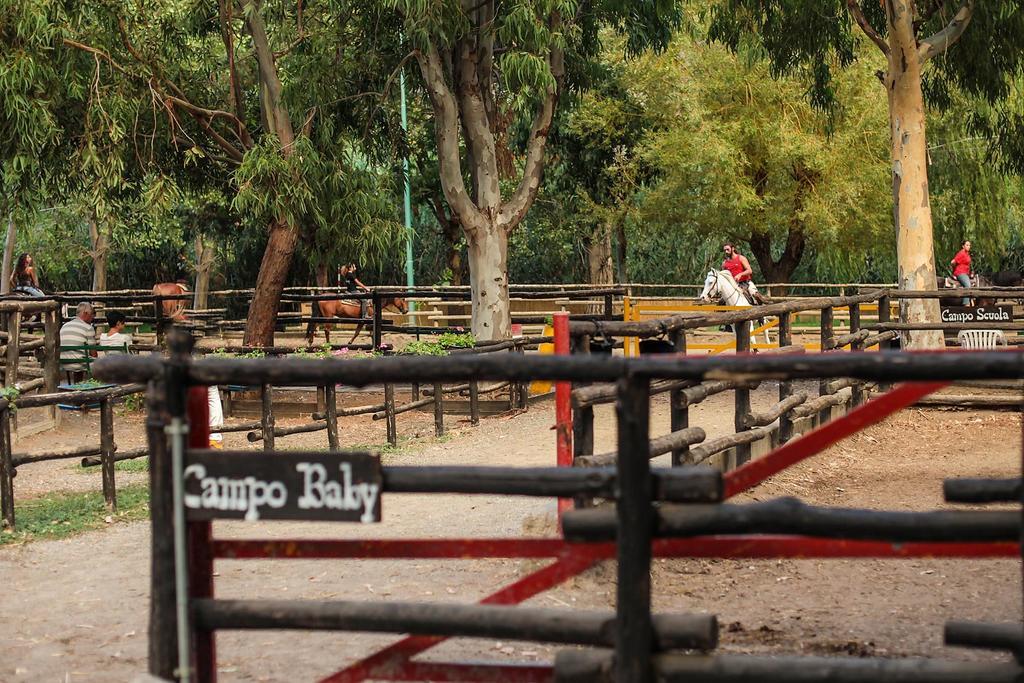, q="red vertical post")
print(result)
[186,386,217,683]
[553,312,573,522]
